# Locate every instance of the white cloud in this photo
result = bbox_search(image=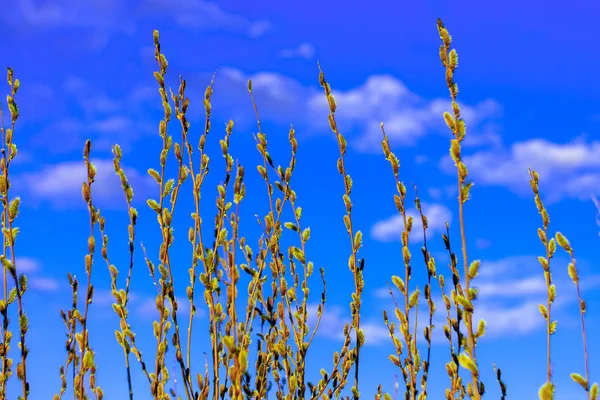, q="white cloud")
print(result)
[419,297,544,341]
[373,286,393,300]
[306,304,346,340]
[92,289,140,306]
[477,255,539,279]
[308,286,547,345]
[4,0,269,42]
[441,138,600,201]
[514,139,600,168]
[202,69,501,152]
[371,215,404,243]
[375,279,576,343]
[206,67,318,126]
[4,0,133,30]
[308,75,415,124]
[428,188,442,200]
[11,257,60,292]
[374,294,546,343]
[326,253,600,345]
[475,238,491,249]
[306,304,390,346]
[474,276,546,297]
[467,277,597,337]
[15,257,40,273]
[29,77,157,154]
[136,295,195,319]
[63,76,90,96]
[591,194,600,237]
[247,21,272,39]
[14,158,154,209]
[472,300,543,336]
[181,68,501,156]
[142,0,271,38]
[461,123,503,149]
[360,322,391,345]
[29,119,86,155]
[13,257,62,293]
[279,43,316,60]
[307,76,501,151]
[92,117,134,134]
[62,76,157,117]
[16,83,56,121]
[373,261,547,301]
[414,155,429,164]
[371,203,452,242]
[372,252,600,343]
[29,276,60,292]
